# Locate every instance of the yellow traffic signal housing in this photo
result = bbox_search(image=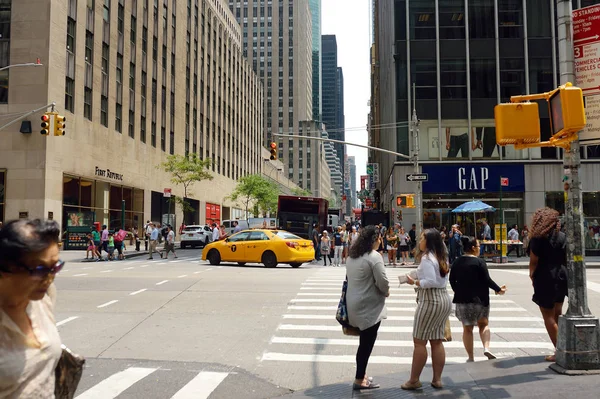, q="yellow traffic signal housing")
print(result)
[396,194,415,208]
[548,85,586,137]
[40,113,51,135]
[269,142,277,160]
[54,115,66,136]
[495,102,540,145]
